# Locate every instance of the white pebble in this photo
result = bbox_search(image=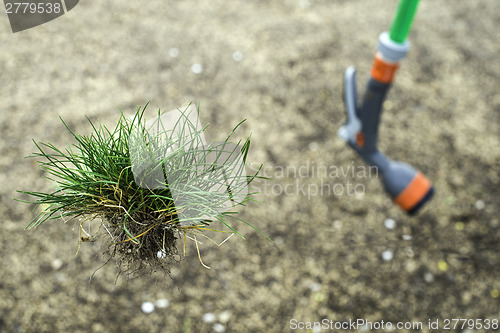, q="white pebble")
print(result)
[218,310,232,323]
[155,298,169,308]
[157,250,166,259]
[141,302,155,314]
[203,312,216,323]
[382,250,393,261]
[273,236,284,246]
[51,258,63,270]
[384,218,396,230]
[475,199,485,210]
[402,234,413,241]
[308,141,318,152]
[191,63,203,74]
[232,51,243,62]
[424,272,434,283]
[309,283,321,292]
[168,48,179,57]
[213,323,225,333]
